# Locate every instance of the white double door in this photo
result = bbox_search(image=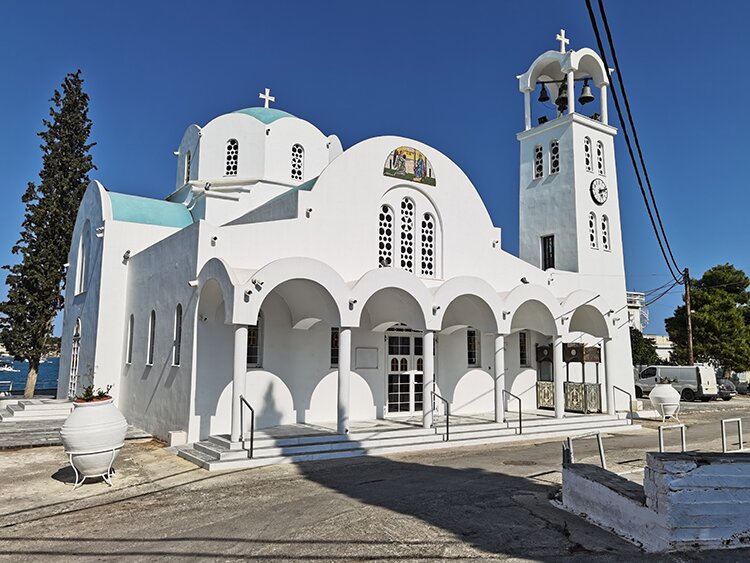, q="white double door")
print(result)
[386,331,425,415]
